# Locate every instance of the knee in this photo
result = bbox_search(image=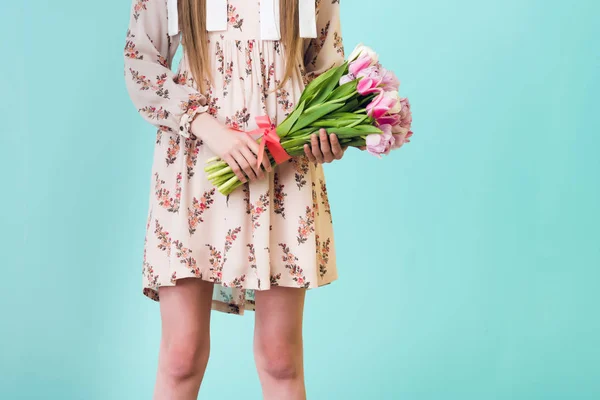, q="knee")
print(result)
[255,339,300,380]
[162,338,210,381]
